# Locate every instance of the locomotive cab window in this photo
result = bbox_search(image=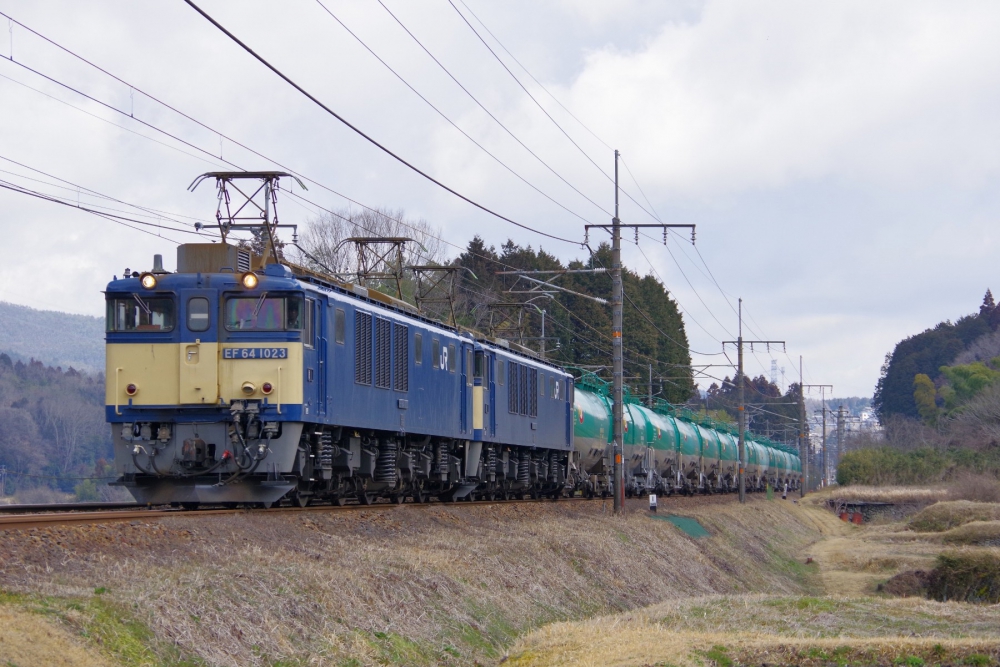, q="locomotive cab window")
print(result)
[187,297,210,332]
[498,359,505,386]
[107,296,175,332]
[225,296,303,331]
[474,350,484,378]
[414,332,423,365]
